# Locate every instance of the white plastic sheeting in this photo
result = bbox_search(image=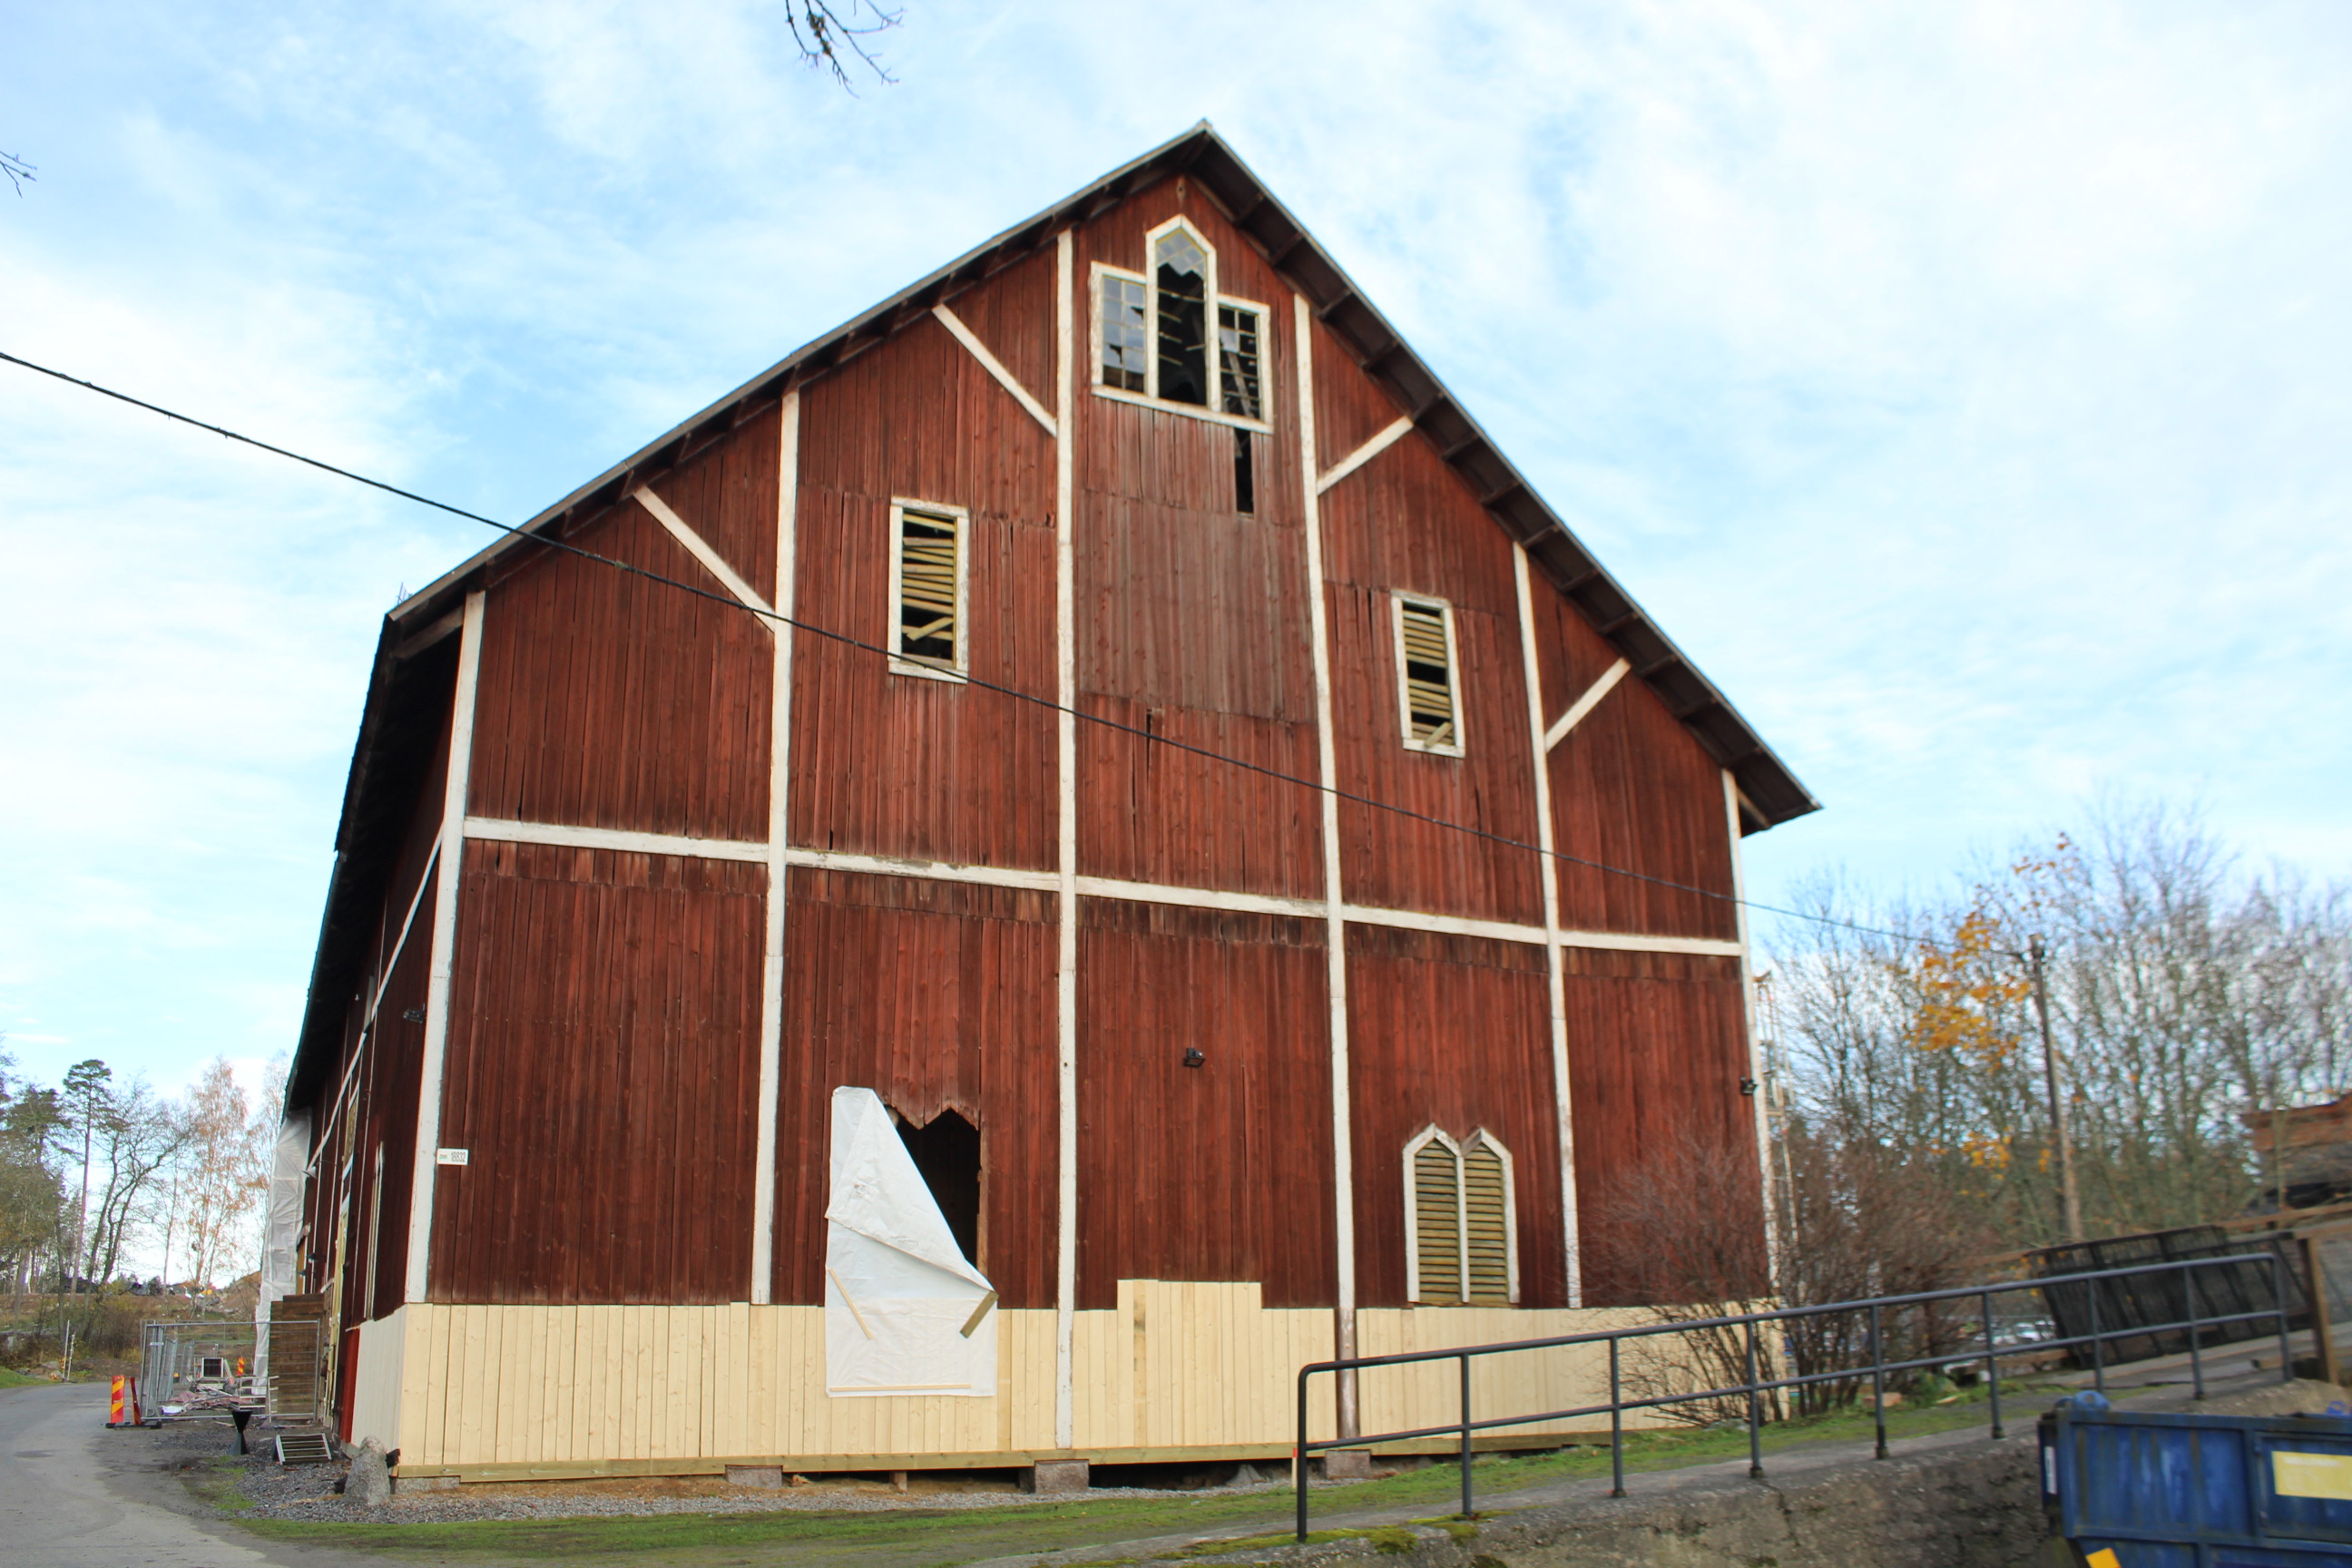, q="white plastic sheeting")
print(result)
[254,1108,309,1380]
[825,1087,997,1397]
